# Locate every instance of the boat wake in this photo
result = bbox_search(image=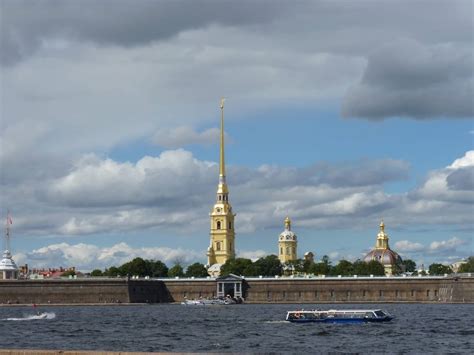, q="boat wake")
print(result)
[4,312,56,321]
